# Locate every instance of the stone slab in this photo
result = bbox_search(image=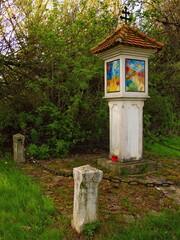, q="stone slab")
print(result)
[97,158,158,175]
